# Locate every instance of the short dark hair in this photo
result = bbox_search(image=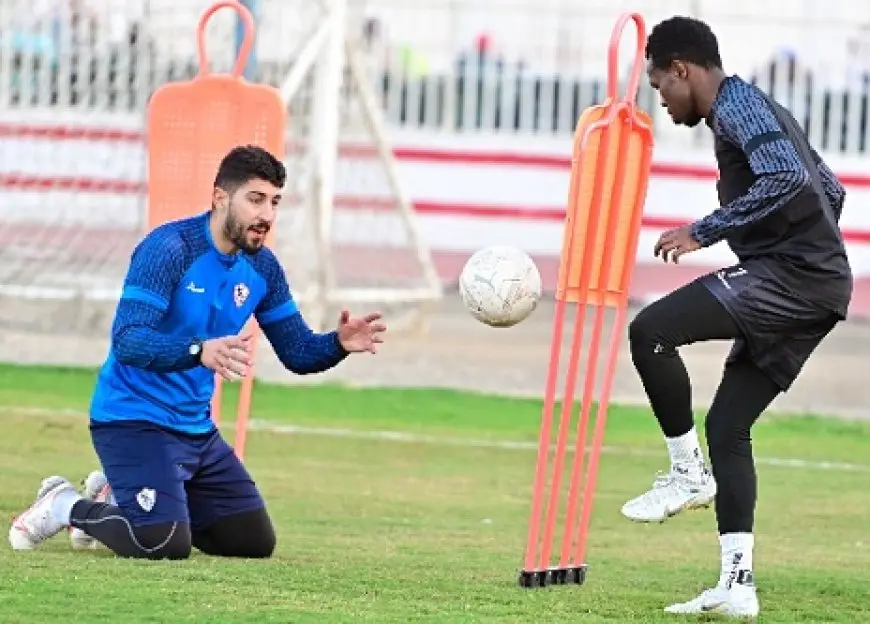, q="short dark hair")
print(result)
[646,16,722,71]
[214,145,286,193]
